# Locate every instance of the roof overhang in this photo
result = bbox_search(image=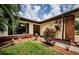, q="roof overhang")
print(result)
[20,17,40,24]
